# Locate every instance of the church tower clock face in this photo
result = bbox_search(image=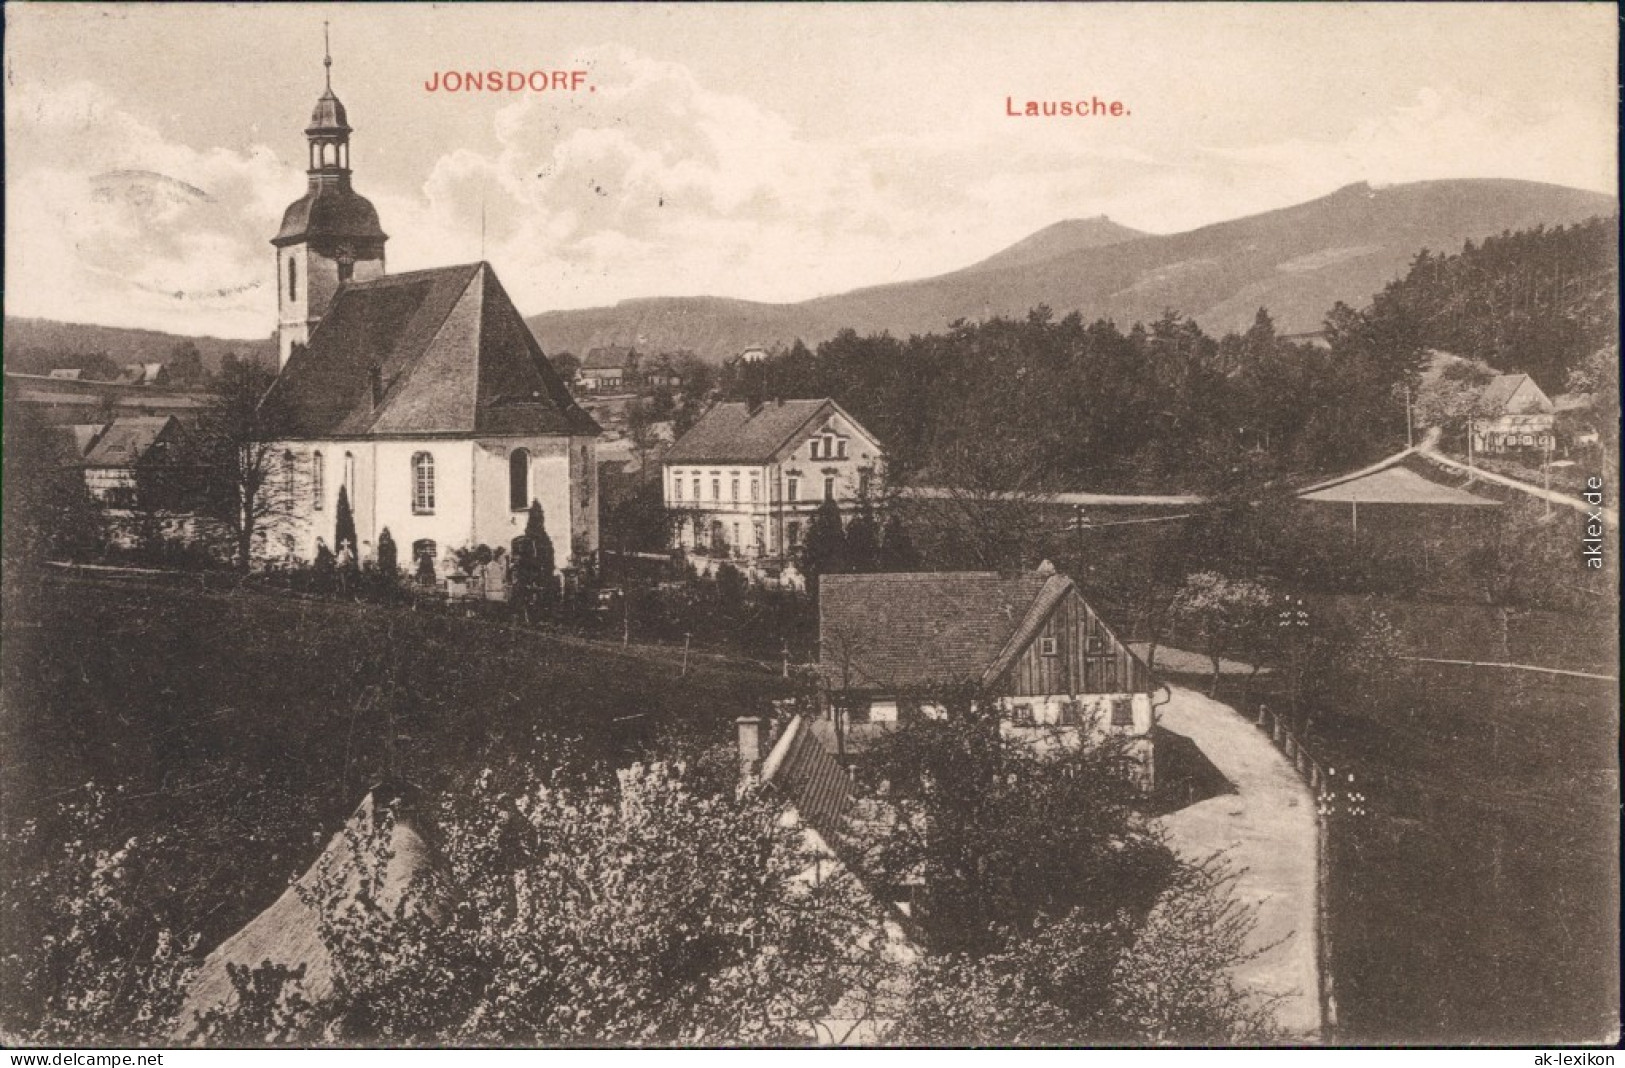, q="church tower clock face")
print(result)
[271,28,388,368]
